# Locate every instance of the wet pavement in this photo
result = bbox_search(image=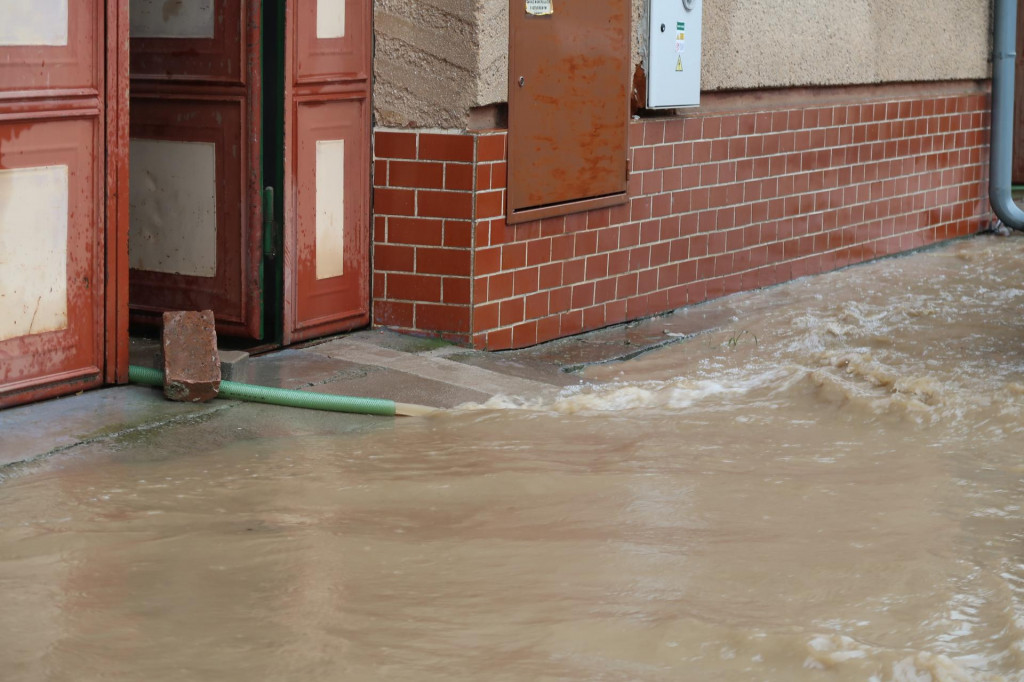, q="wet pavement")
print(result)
[1,301,711,470]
